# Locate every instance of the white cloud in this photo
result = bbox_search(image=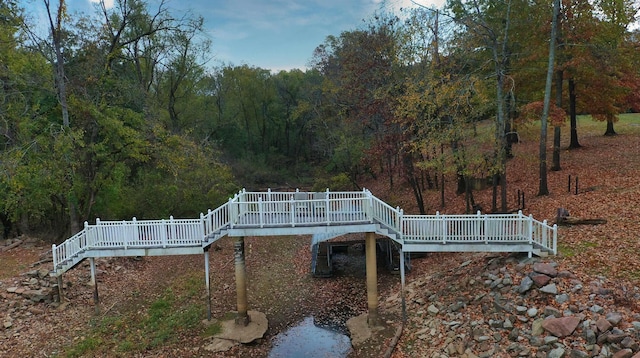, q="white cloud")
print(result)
[89,0,114,9]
